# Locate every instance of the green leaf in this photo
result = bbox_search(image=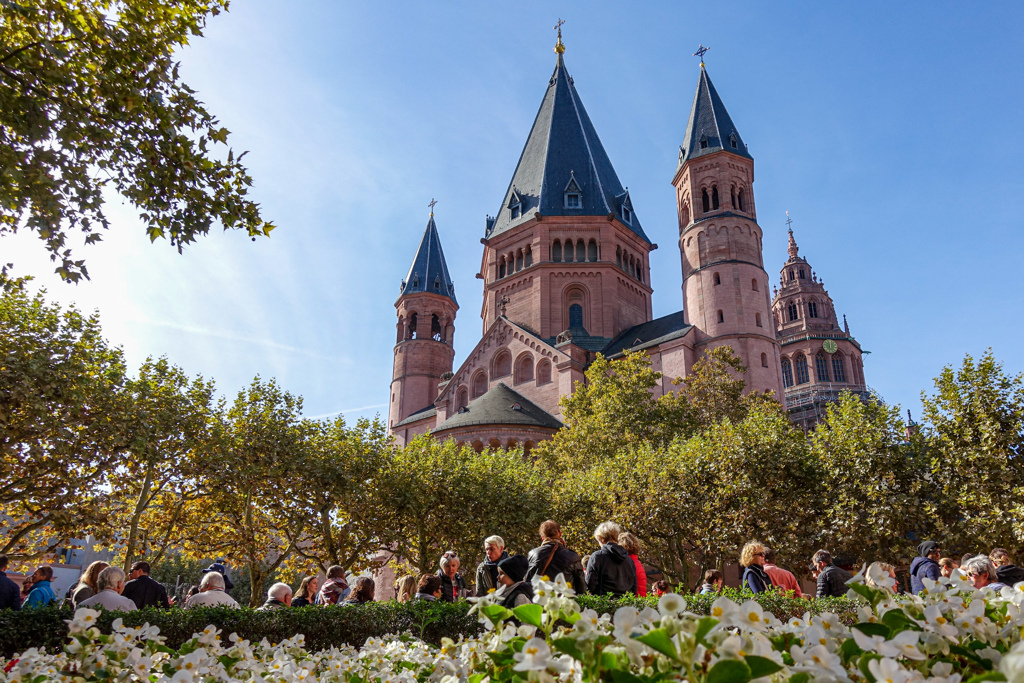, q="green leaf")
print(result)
[744,655,783,678]
[552,637,586,662]
[965,674,1007,683]
[789,674,810,683]
[881,609,920,633]
[694,616,718,645]
[512,603,543,628]
[839,638,863,663]
[481,604,514,623]
[486,650,516,667]
[858,653,882,683]
[852,622,891,638]
[706,659,752,683]
[635,628,679,661]
[608,670,646,683]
